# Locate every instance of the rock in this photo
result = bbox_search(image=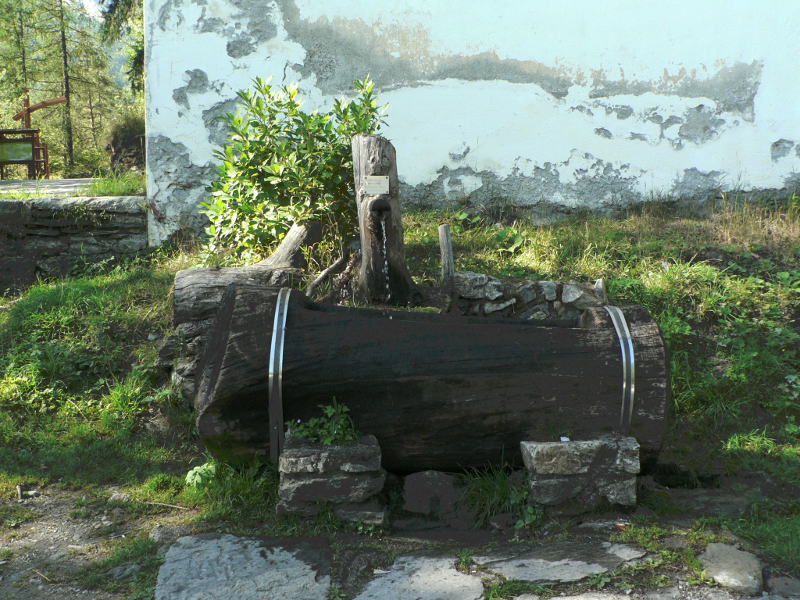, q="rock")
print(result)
[333,499,389,527]
[149,524,193,543]
[602,542,646,561]
[597,479,637,505]
[279,435,382,474]
[538,281,558,301]
[107,563,141,580]
[475,540,644,583]
[155,534,330,600]
[108,492,131,504]
[278,472,386,505]
[768,575,800,596]
[594,279,608,303]
[561,283,584,304]
[454,271,504,300]
[527,310,549,320]
[403,471,463,518]
[664,488,752,519]
[562,283,603,309]
[278,435,385,515]
[515,282,540,305]
[110,507,126,519]
[521,437,639,509]
[699,543,763,595]
[518,303,551,320]
[484,298,516,314]
[521,437,639,476]
[353,552,483,600]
